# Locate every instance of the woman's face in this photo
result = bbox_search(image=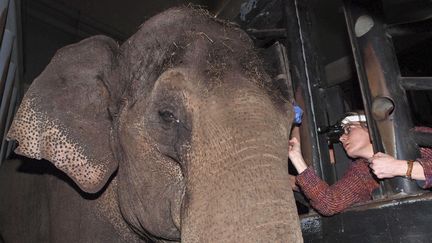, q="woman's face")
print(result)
[339,122,374,159]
